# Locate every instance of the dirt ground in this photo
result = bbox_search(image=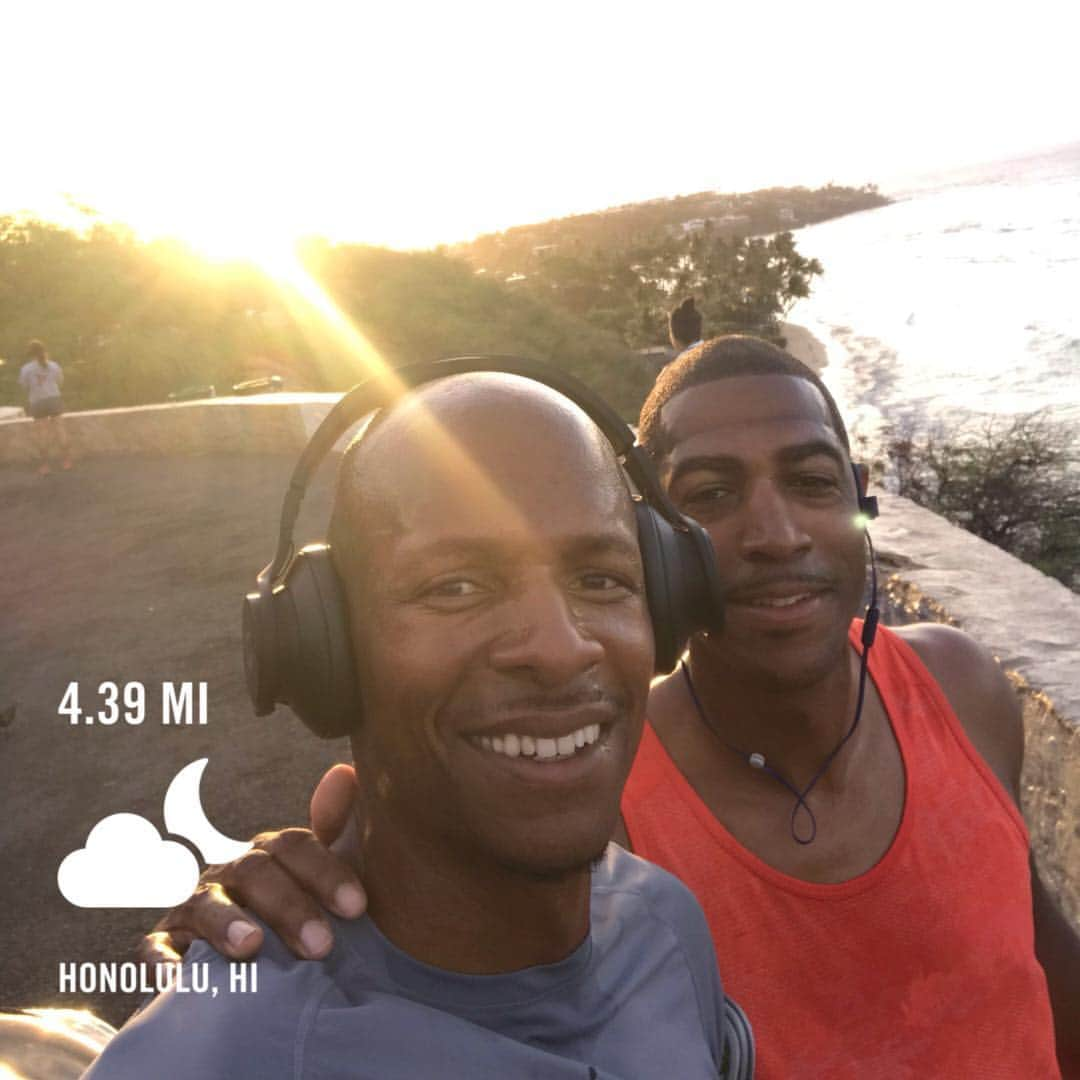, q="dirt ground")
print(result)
[1,453,1077,1030]
[1,455,348,1026]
